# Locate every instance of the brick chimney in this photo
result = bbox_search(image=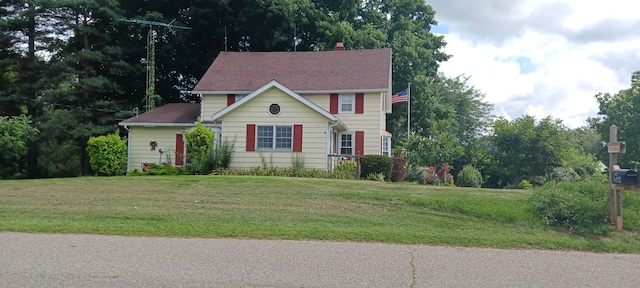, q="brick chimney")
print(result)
[333,42,345,51]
